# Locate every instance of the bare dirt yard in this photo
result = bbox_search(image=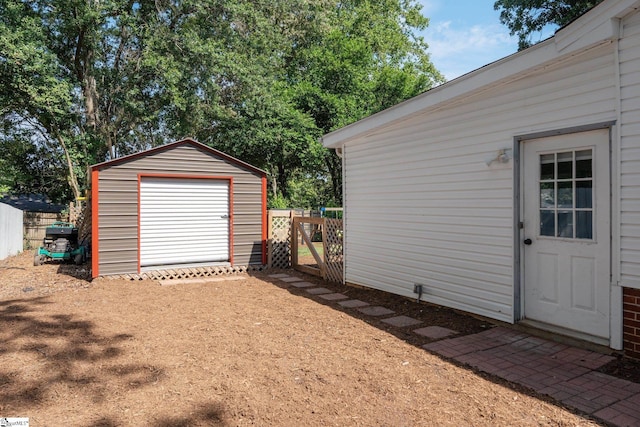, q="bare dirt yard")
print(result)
[0,251,622,426]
